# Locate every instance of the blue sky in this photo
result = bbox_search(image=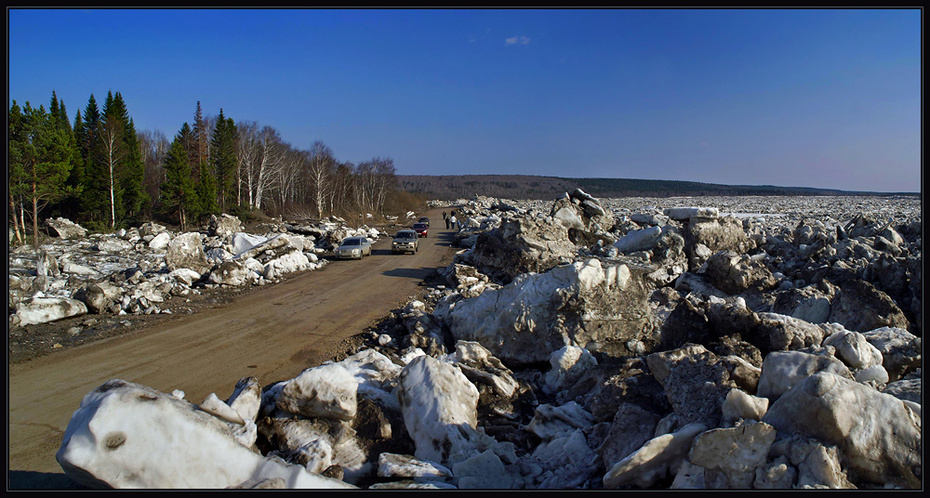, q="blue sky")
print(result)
[8,8,922,193]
